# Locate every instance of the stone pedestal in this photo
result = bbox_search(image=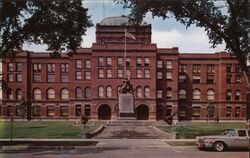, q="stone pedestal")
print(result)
[118,93,135,118]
